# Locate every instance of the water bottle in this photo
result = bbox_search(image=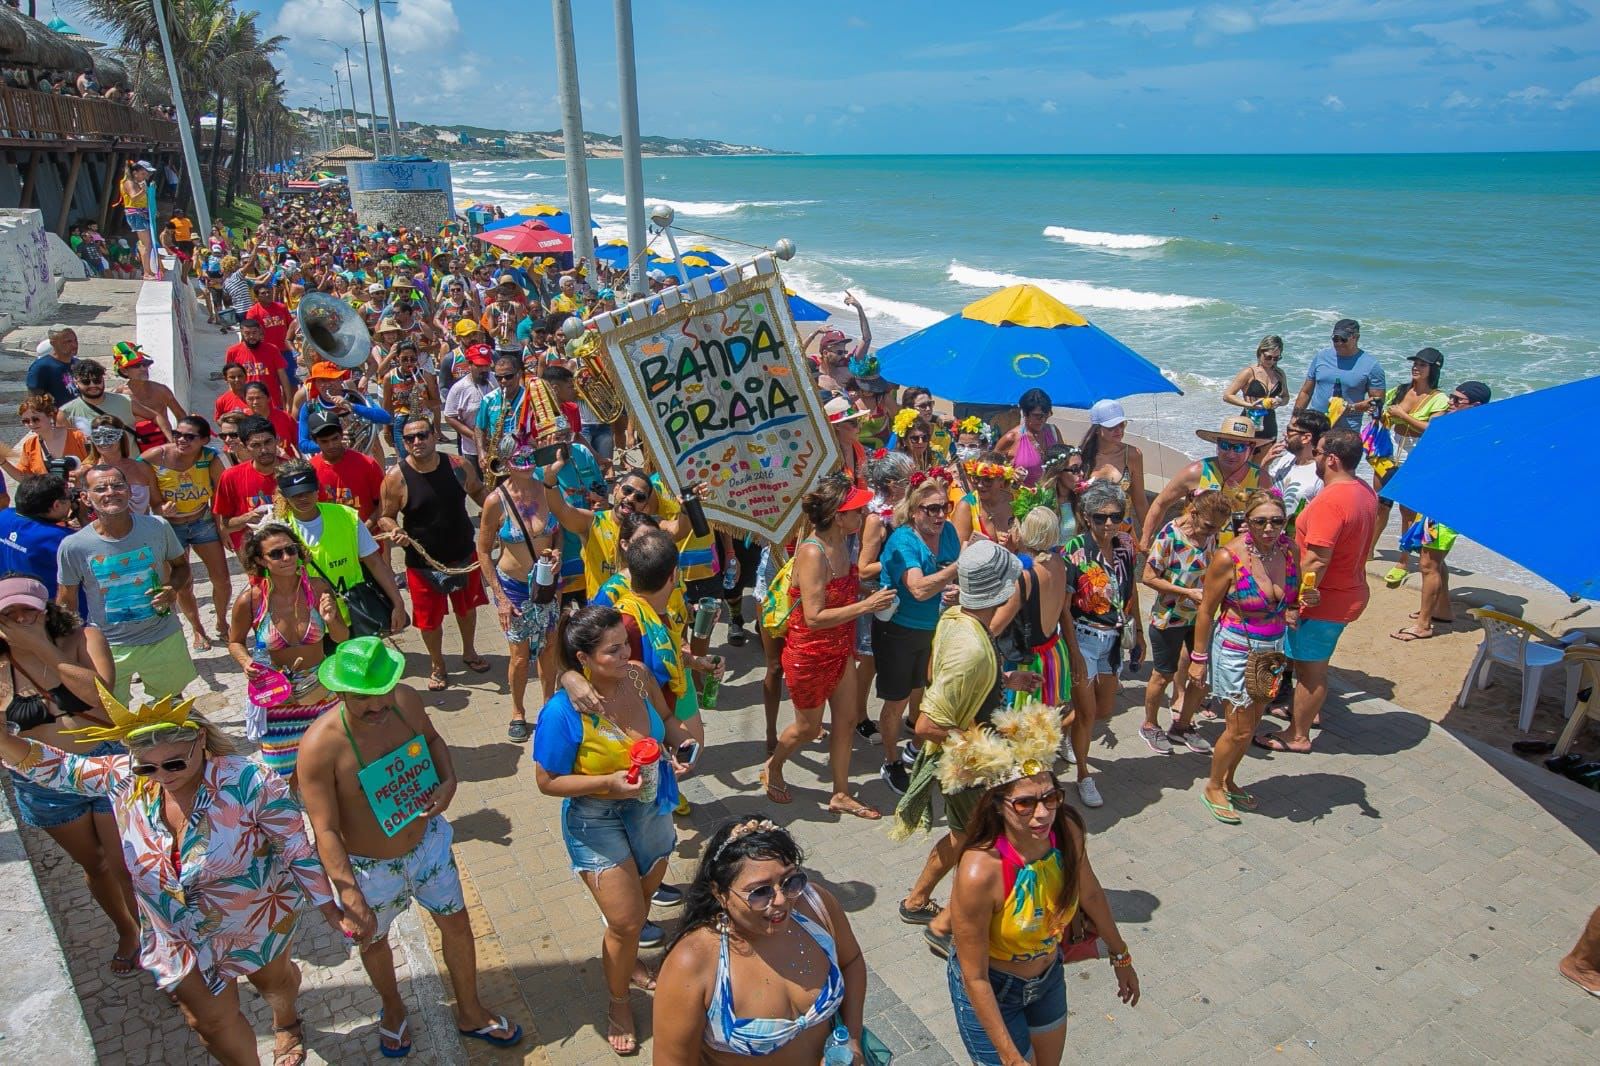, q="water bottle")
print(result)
[823,1024,853,1066]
